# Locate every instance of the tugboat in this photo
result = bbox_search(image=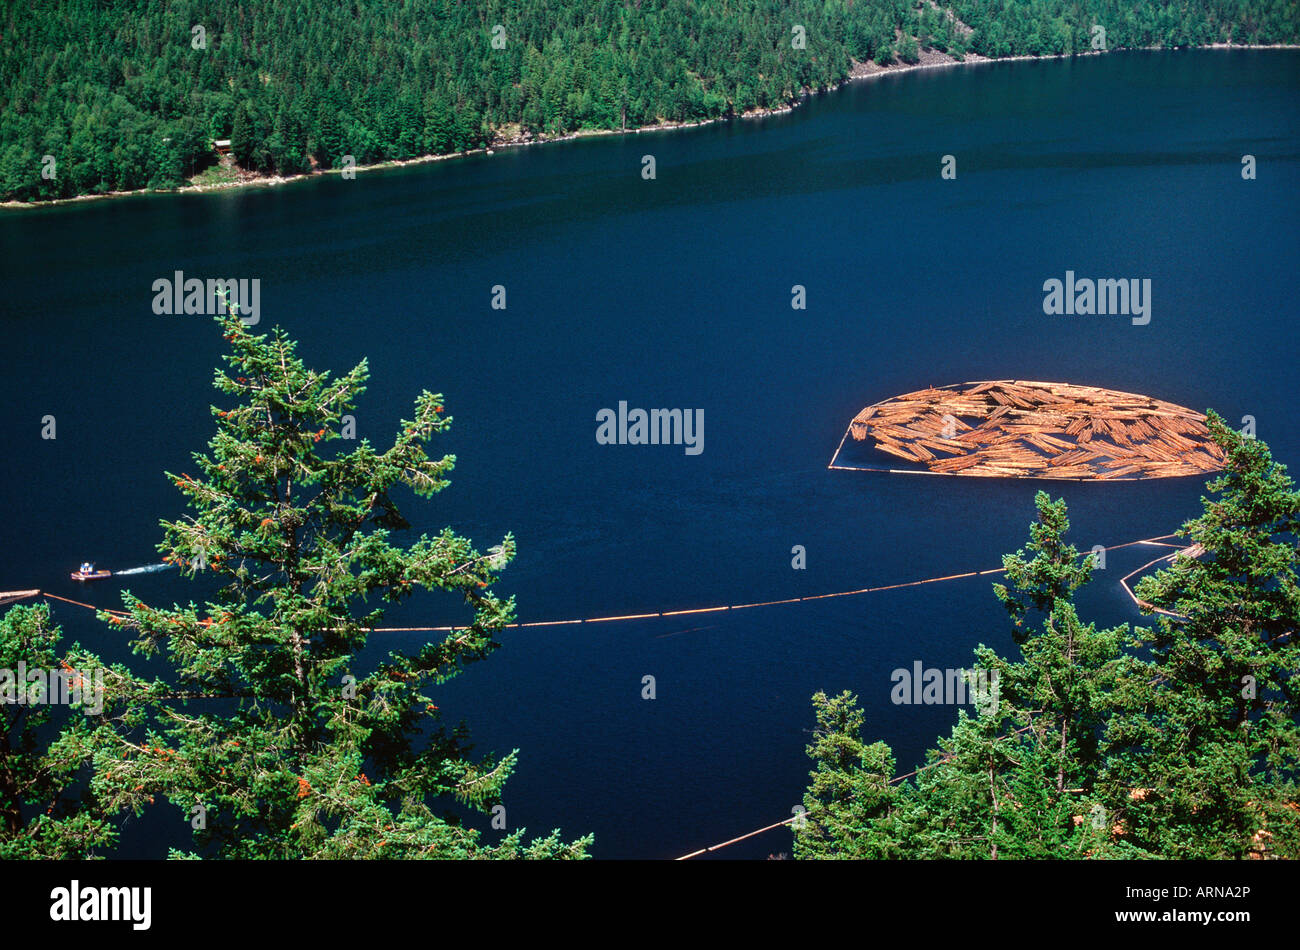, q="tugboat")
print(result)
[71,561,111,582]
